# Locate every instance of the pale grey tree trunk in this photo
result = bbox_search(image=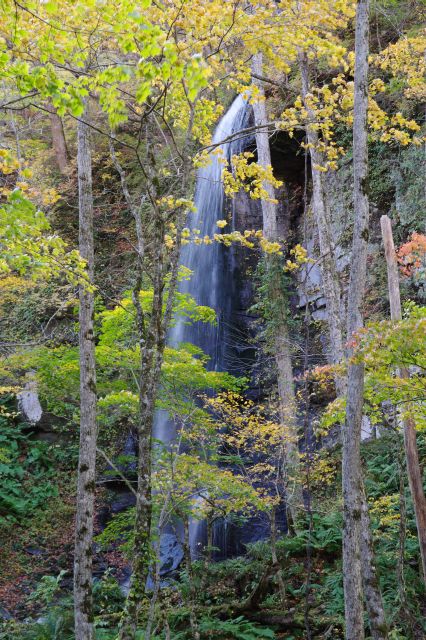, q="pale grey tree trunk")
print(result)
[342,2,370,638]
[74,101,97,640]
[343,2,388,638]
[252,54,278,241]
[270,506,286,604]
[381,215,426,585]
[252,52,303,525]
[299,54,345,393]
[299,43,386,636]
[118,225,165,640]
[46,101,68,174]
[360,485,388,639]
[183,516,200,640]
